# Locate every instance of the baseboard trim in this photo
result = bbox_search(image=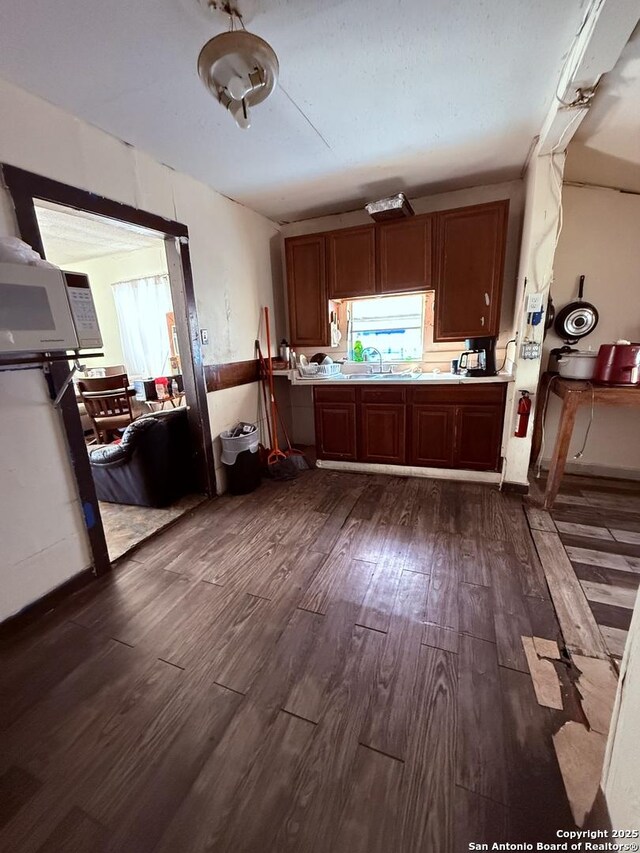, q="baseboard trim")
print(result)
[316,459,501,484]
[539,459,640,482]
[502,481,530,495]
[0,566,96,639]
